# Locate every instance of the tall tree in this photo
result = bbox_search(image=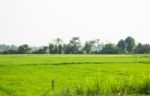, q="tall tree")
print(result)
[94,39,101,53]
[68,37,81,54]
[42,46,49,54]
[125,36,135,53]
[117,39,125,53]
[18,44,31,54]
[50,38,64,54]
[49,44,55,54]
[57,44,64,54]
[83,40,96,54]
